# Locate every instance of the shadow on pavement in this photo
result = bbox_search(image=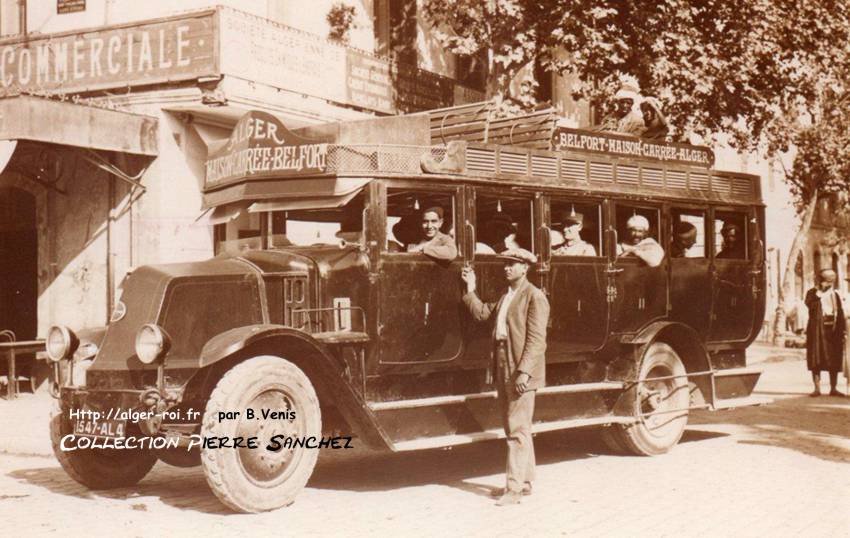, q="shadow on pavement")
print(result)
[689,394,850,464]
[308,428,608,493]
[7,463,231,515]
